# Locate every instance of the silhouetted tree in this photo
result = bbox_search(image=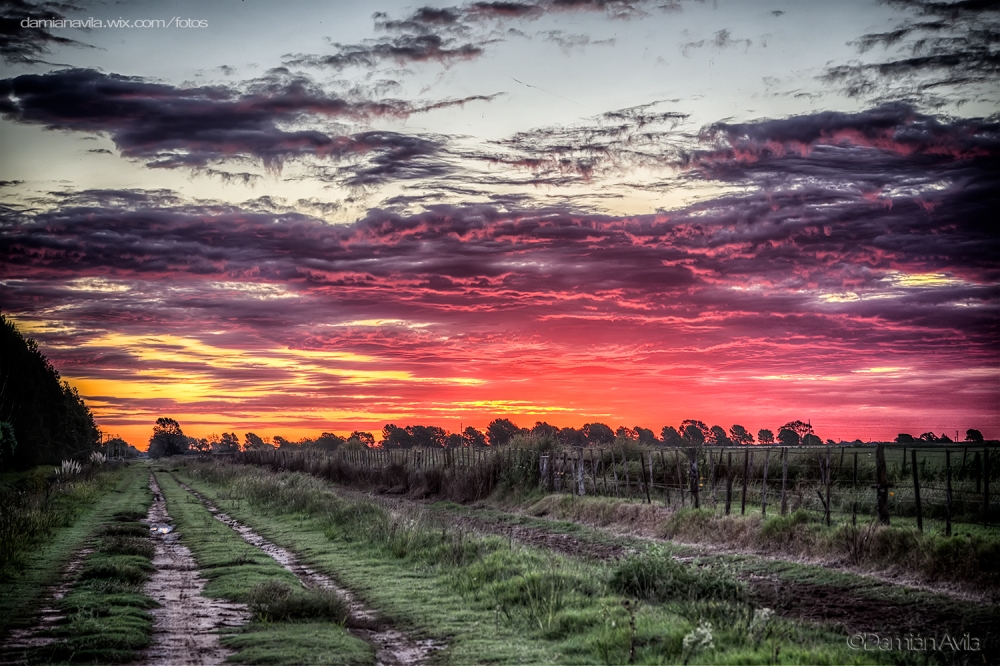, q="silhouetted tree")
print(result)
[215,432,240,453]
[103,436,130,459]
[615,426,638,441]
[148,418,188,458]
[660,426,683,446]
[802,433,821,446]
[895,433,915,444]
[274,435,298,449]
[461,426,487,447]
[757,429,775,446]
[634,427,658,445]
[679,420,709,446]
[918,432,940,442]
[679,420,710,446]
[243,432,273,451]
[381,424,412,448]
[405,425,447,448]
[190,437,211,455]
[966,429,984,442]
[582,423,614,445]
[729,425,754,446]
[558,427,586,447]
[531,422,559,438]
[487,419,523,446]
[939,433,952,443]
[777,428,799,446]
[0,314,99,469]
[780,420,814,440]
[708,425,731,446]
[350,431,376,447]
